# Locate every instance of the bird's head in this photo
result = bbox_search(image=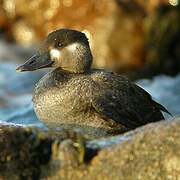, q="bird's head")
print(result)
[16,29,92,73]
